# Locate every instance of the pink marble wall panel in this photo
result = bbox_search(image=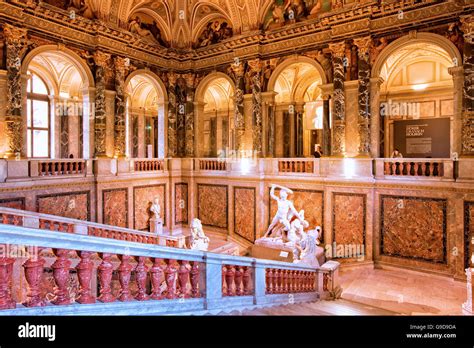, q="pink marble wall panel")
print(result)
[37,191,90,220]
[197,184,228,228]
[0,198,25,210]
[175,183,188,225]
[103,189,128,228]
[234,187,256,242]
[381,196,446,263]
[465,201,474,269]
[269,188,324,233]
[333,193,366,246]
[134,185,166,231]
